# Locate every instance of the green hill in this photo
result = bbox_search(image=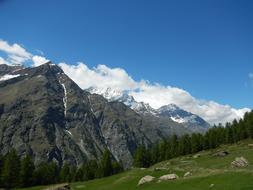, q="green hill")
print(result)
[23,139,253,190]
